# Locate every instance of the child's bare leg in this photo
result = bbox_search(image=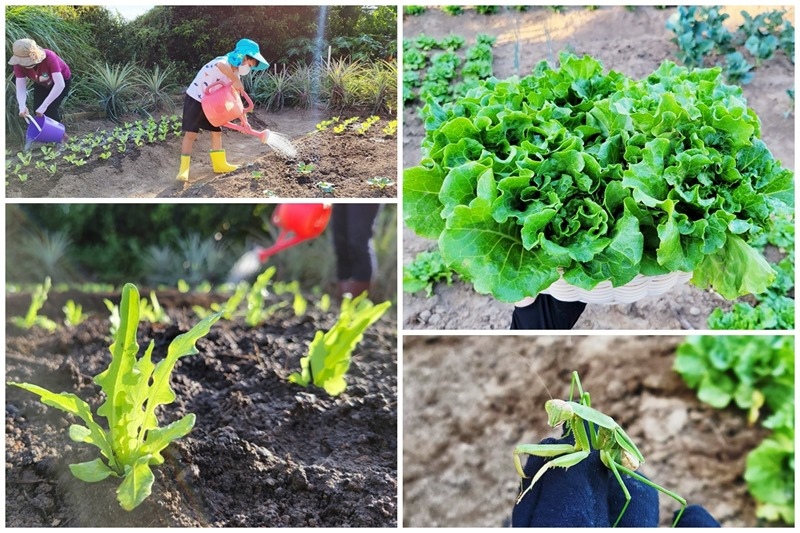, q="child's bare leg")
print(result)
[210,131,223,151]
[181,131,198,154]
